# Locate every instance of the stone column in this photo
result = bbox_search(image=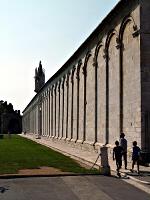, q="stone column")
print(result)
[54,84,57,137]
[47,92,48,137]
[42,96,44,136]
[78,61,84,142]
[56,82,60,138]
[35,107,37,135]
[47,89,49,137]
[38,96,42,138]
[63,75,67,139]
[48,88,51,137]
[67,72,72,140]
[29,111,31,133]
[51,87,54,137]
[82,62,87,142]
[31,110,33,133]
[57,80,61,138]
[45,94,47,137]
[97,45,106,144]
[71,67,76,140]
[84,52,95,144]
[62,76,66,138]
[43,95,46,136]
[108,34,120,144]
[47,91,49,137]
[44,94,46,137]
[59,80,62,139]
[43,95,45,136]
[30,108,34,133]
[44,94,46,136]
[76,60,82,141]
[104,47,109,144]
[32,108,35,134]
[72,67,77,141]
[34,108,35,134]
[93,58,98,144]
[34,108,36,134]
[65,73,70,138]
